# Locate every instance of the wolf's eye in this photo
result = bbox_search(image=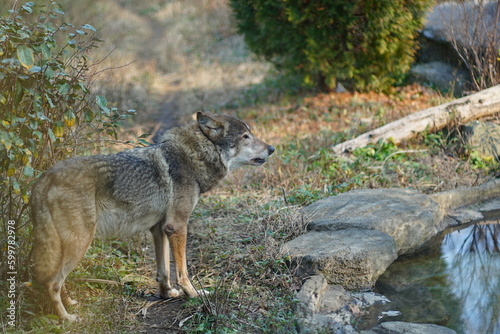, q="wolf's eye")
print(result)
[243,134,250,139]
